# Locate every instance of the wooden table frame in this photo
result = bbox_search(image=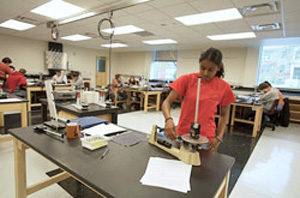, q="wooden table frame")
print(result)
[0,99,27,143]
[26,85,72,112]
[129,90,162,113]
[26,86,45,112]
[13,139,73,198]
[58,110,114,123]
[0,100,28,128]
[11,136,231,198]
[230,102,263,137]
